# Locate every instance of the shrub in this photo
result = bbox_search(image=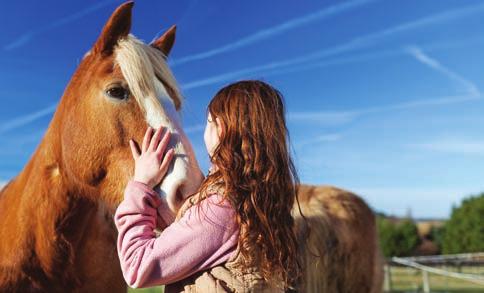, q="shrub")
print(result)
[442,193,484,254]
[377,217,421,257]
